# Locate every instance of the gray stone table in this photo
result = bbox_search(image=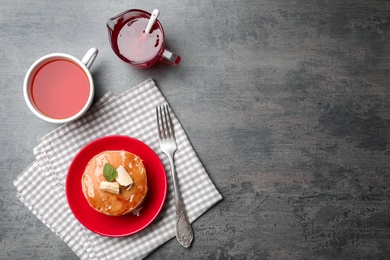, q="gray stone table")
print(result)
[1,0,390,259]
